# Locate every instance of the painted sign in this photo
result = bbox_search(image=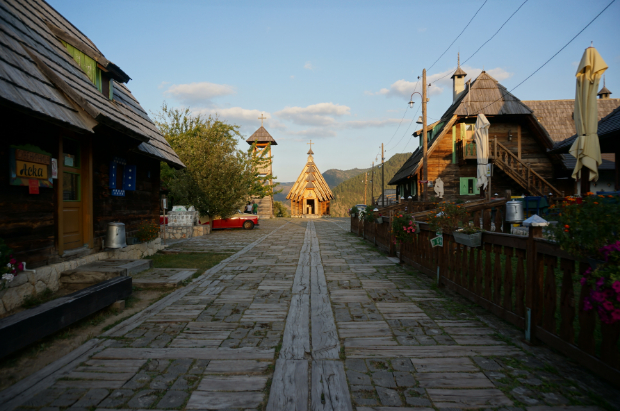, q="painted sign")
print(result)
[28,179,39,194]
[16,160,48,180]
[430,236,444,247]
[51,158,58,179]
[9,145,53,188]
